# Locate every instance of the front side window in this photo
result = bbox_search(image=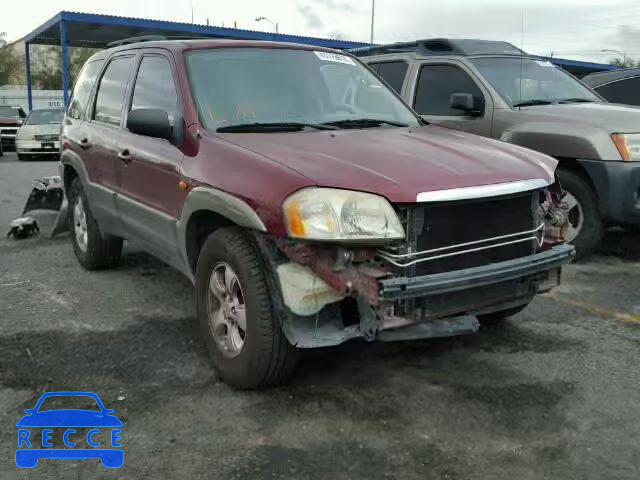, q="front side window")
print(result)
[186,48,419,131]
[414,64,484,116]
[470,57,600,106]
[130,56,179,123]
[93,56,134,126]
[67,60,104,120]
[369,61,408,94]
[25,109,64,125]
[595,77,640,107]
